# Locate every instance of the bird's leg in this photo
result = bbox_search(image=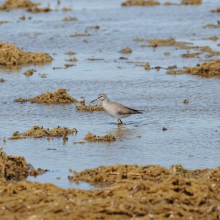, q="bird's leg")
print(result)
[117,119,123,125]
